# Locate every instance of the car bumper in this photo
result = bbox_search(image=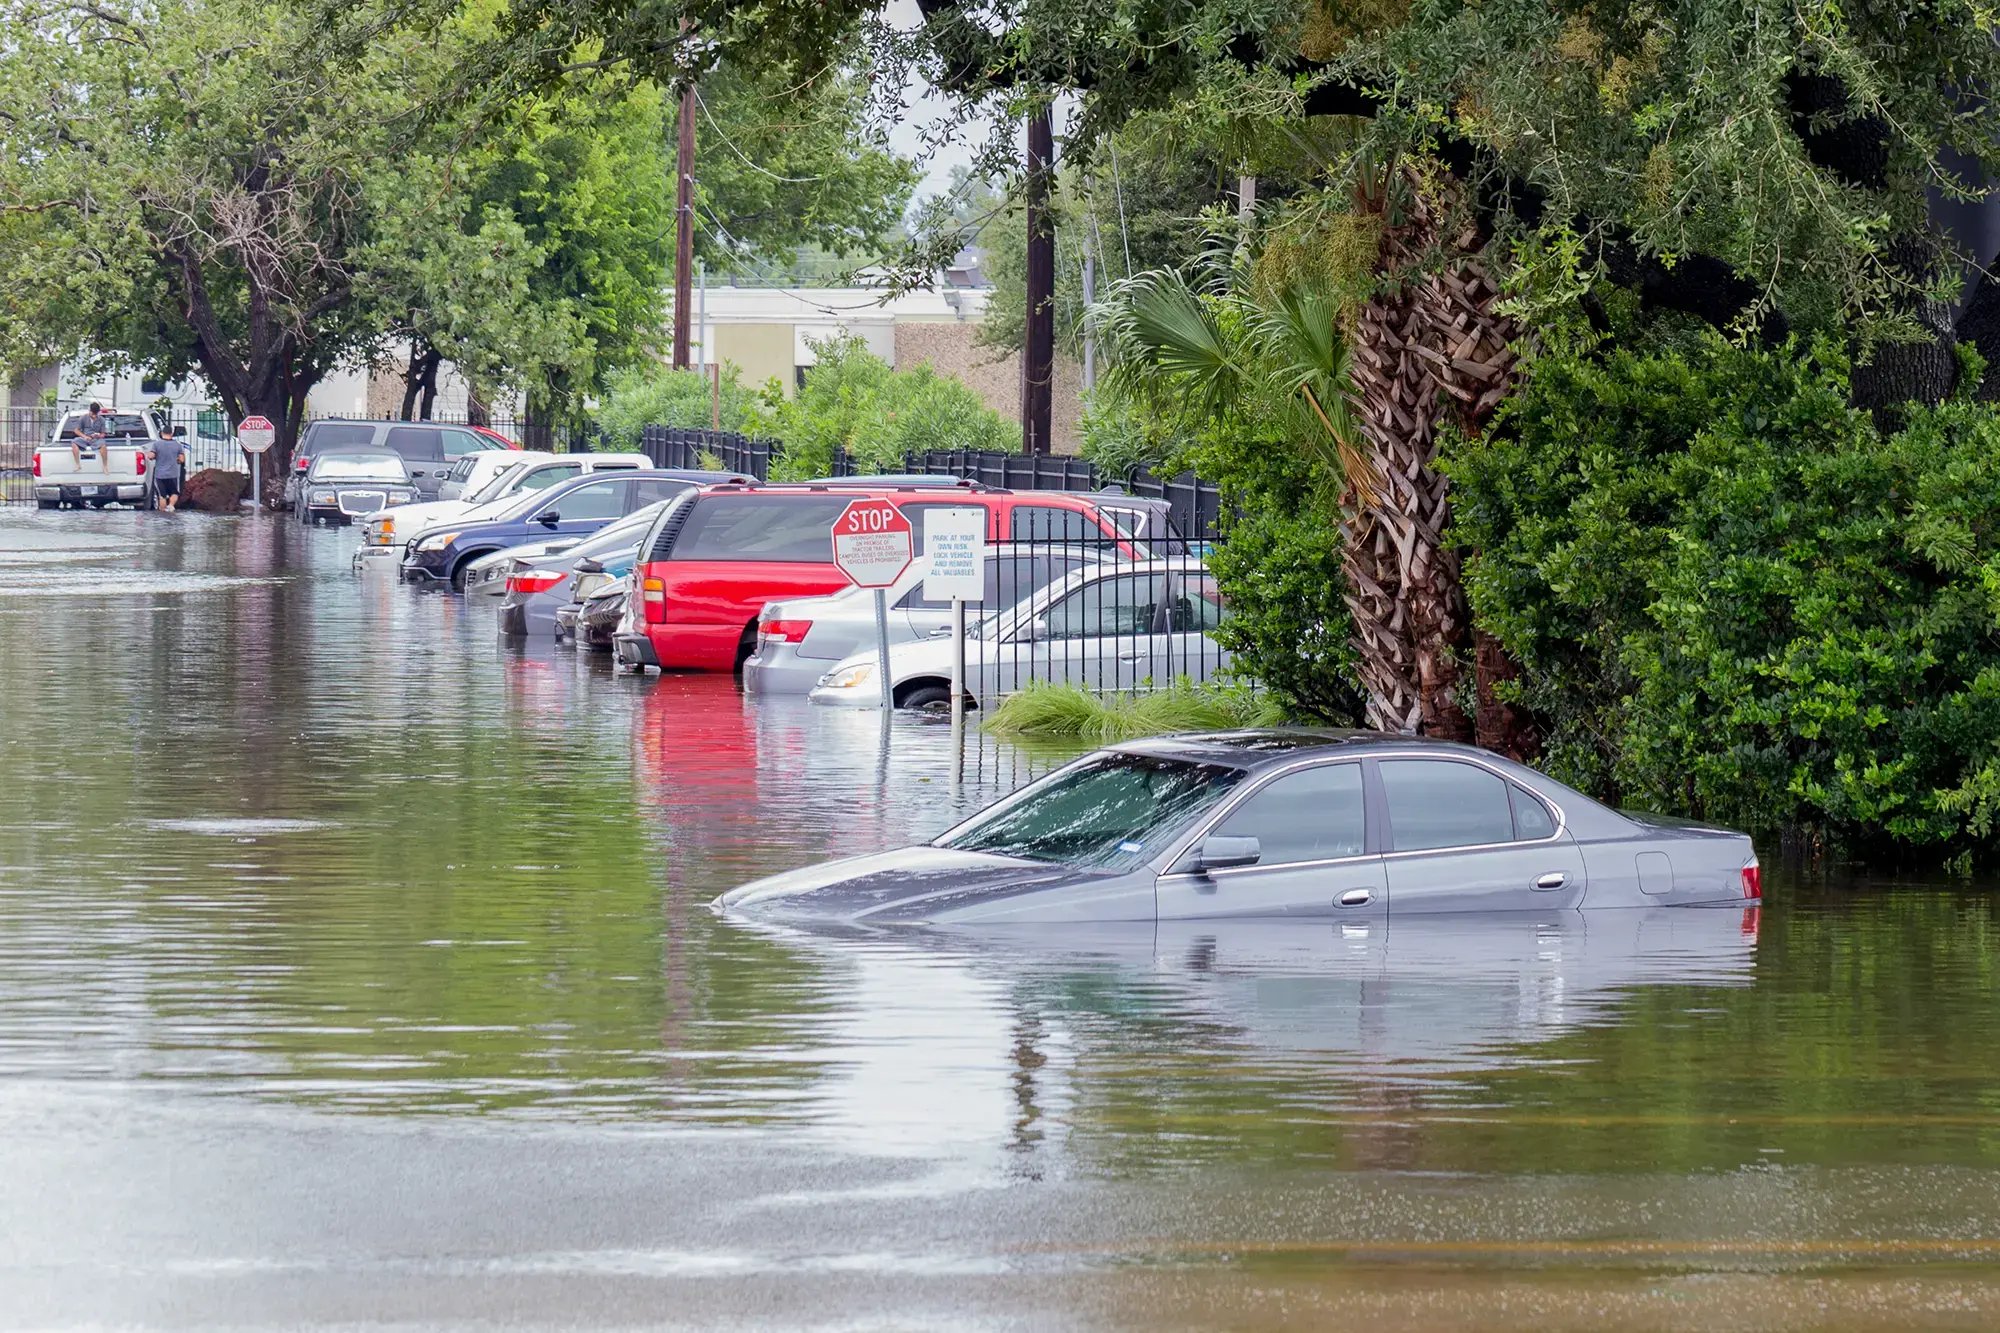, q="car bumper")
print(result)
[614,632,661,670]
[742,644,844,695]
